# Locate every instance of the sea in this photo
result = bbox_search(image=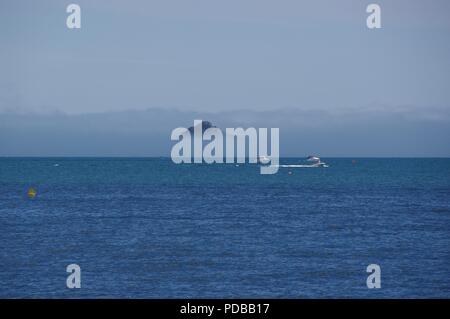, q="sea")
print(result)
[0,157,449,298]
